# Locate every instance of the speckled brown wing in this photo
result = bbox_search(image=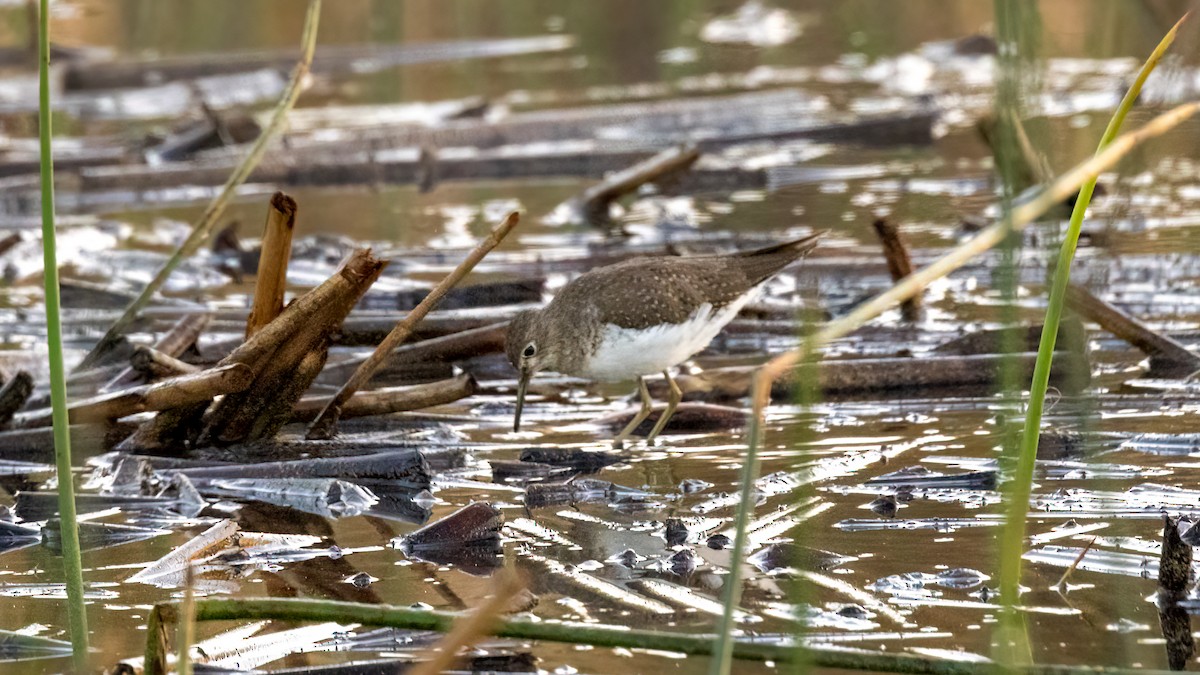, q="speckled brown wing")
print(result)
[546,256,758,330]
